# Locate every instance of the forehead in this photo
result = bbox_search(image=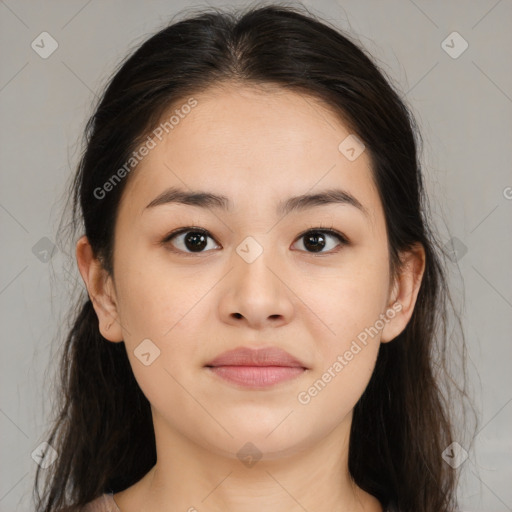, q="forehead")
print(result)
[119,84,381,226]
